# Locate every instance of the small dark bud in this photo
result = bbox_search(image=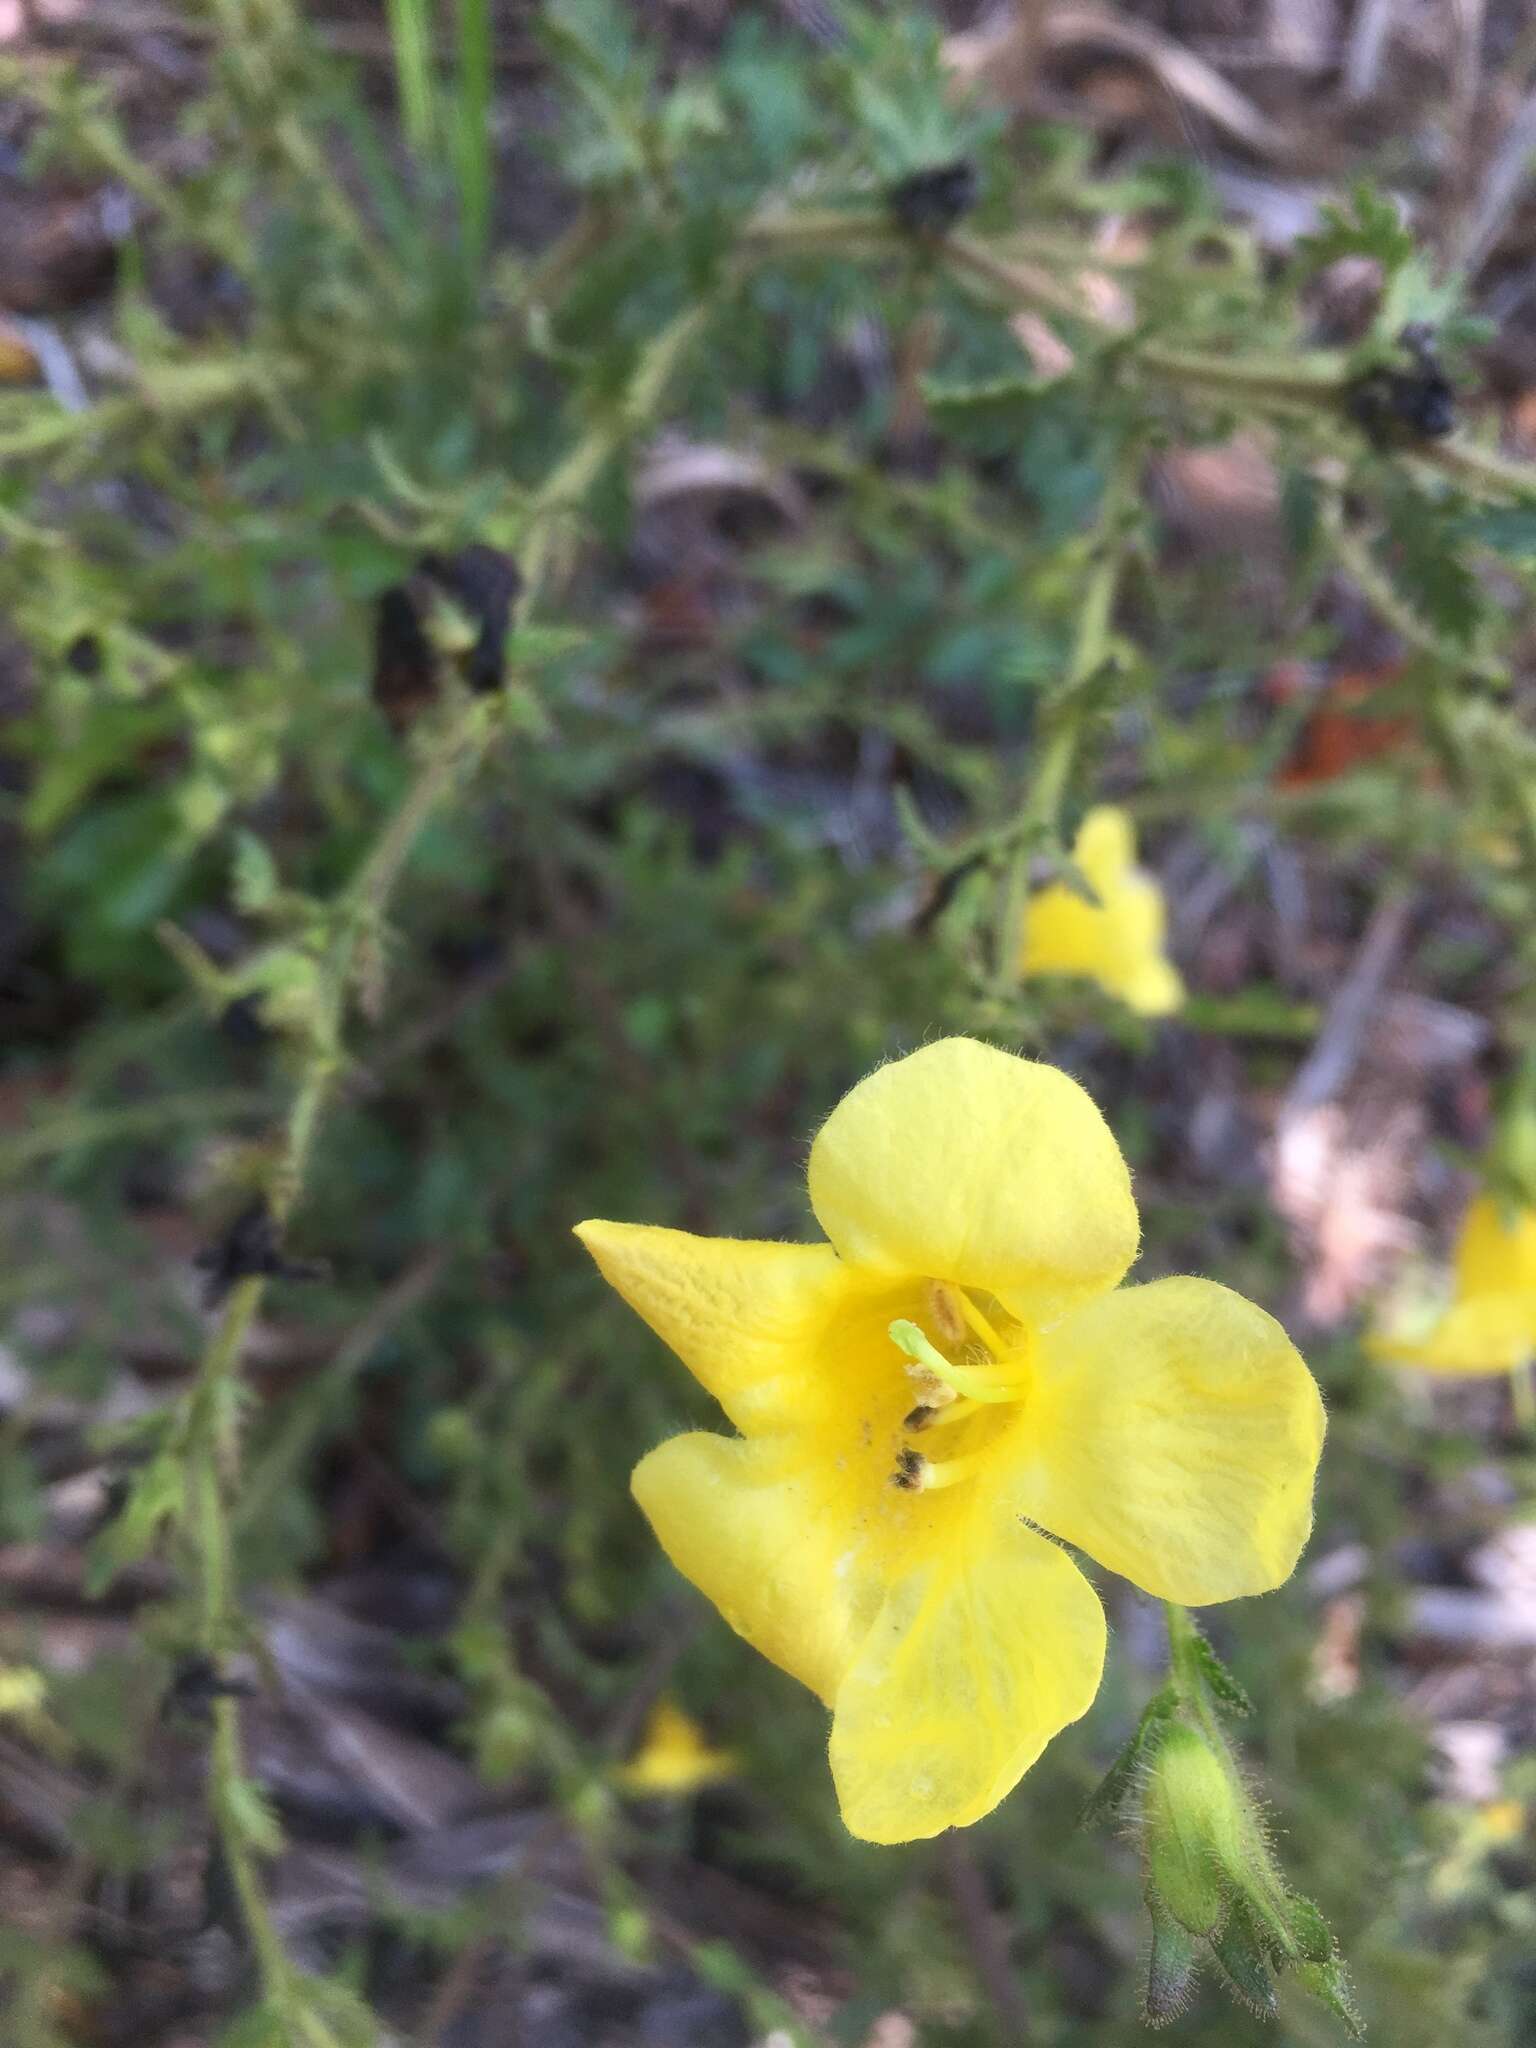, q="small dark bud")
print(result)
[888,157,979,238]
[194,1196,328,1308]
[1346,322,1456,447]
